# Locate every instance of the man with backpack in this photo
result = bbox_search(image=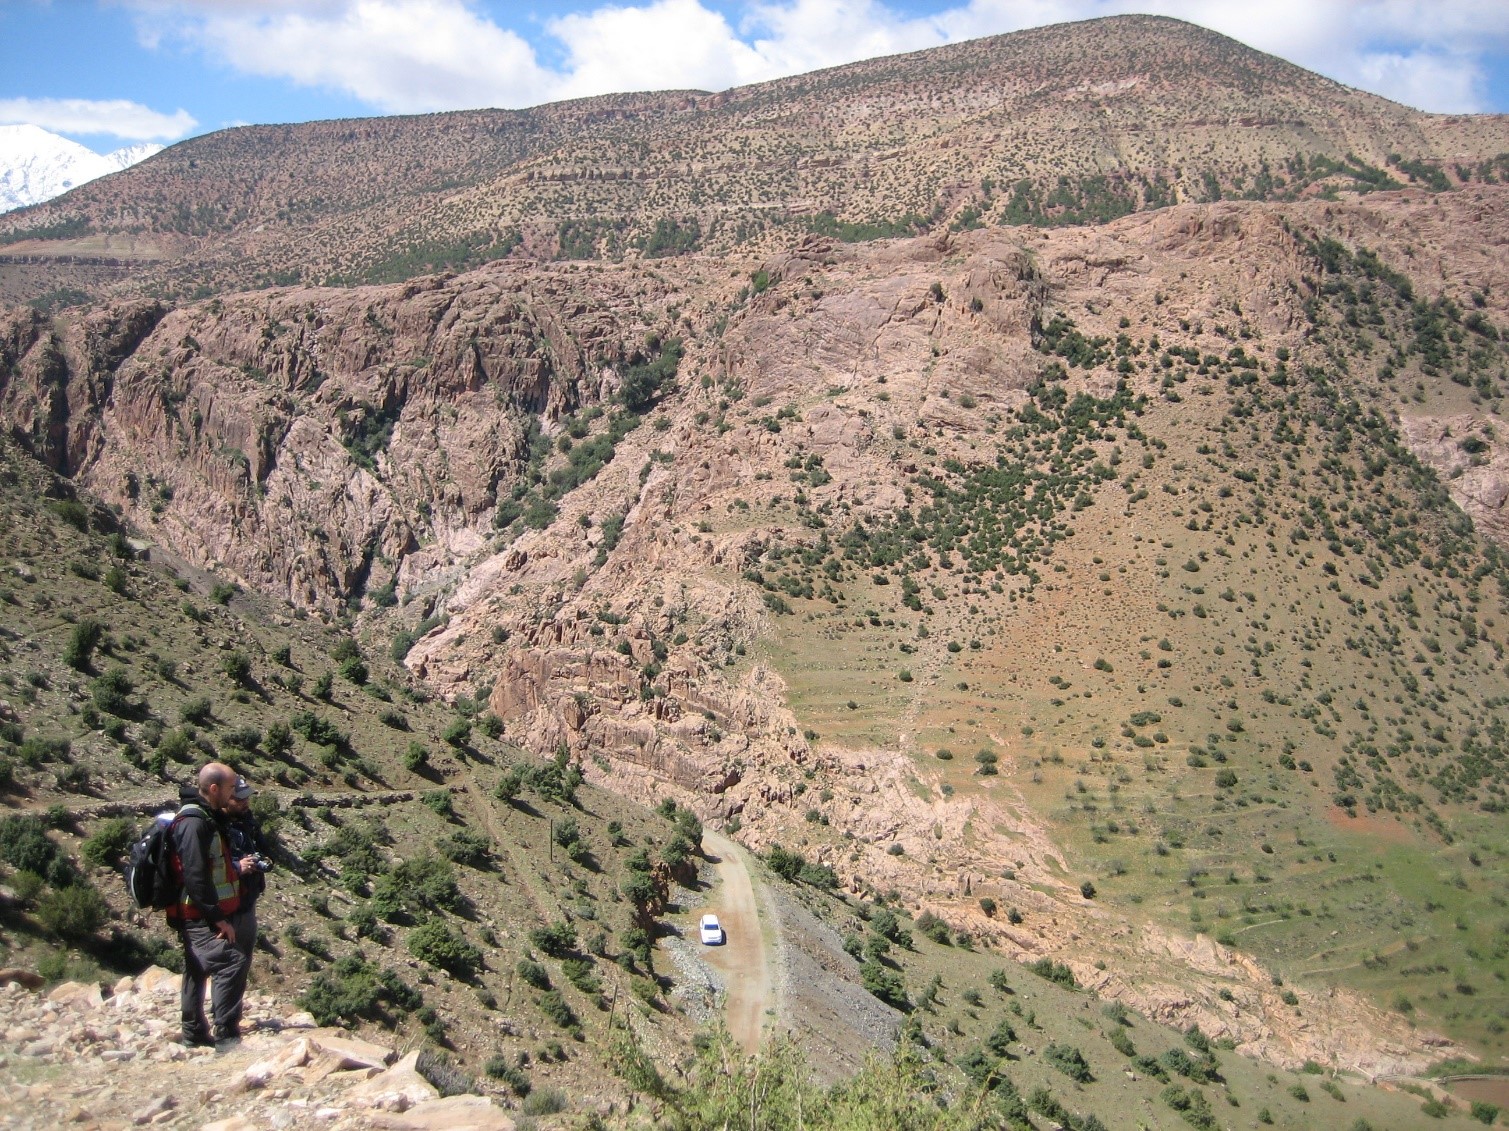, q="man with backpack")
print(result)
[168,762,250,1047]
